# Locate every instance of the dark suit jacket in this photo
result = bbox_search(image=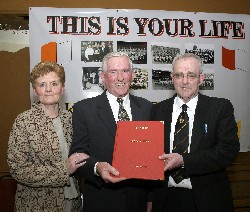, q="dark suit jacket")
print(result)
[69,92,153,212]
[99,45,110,58]
[152,94,240,212]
